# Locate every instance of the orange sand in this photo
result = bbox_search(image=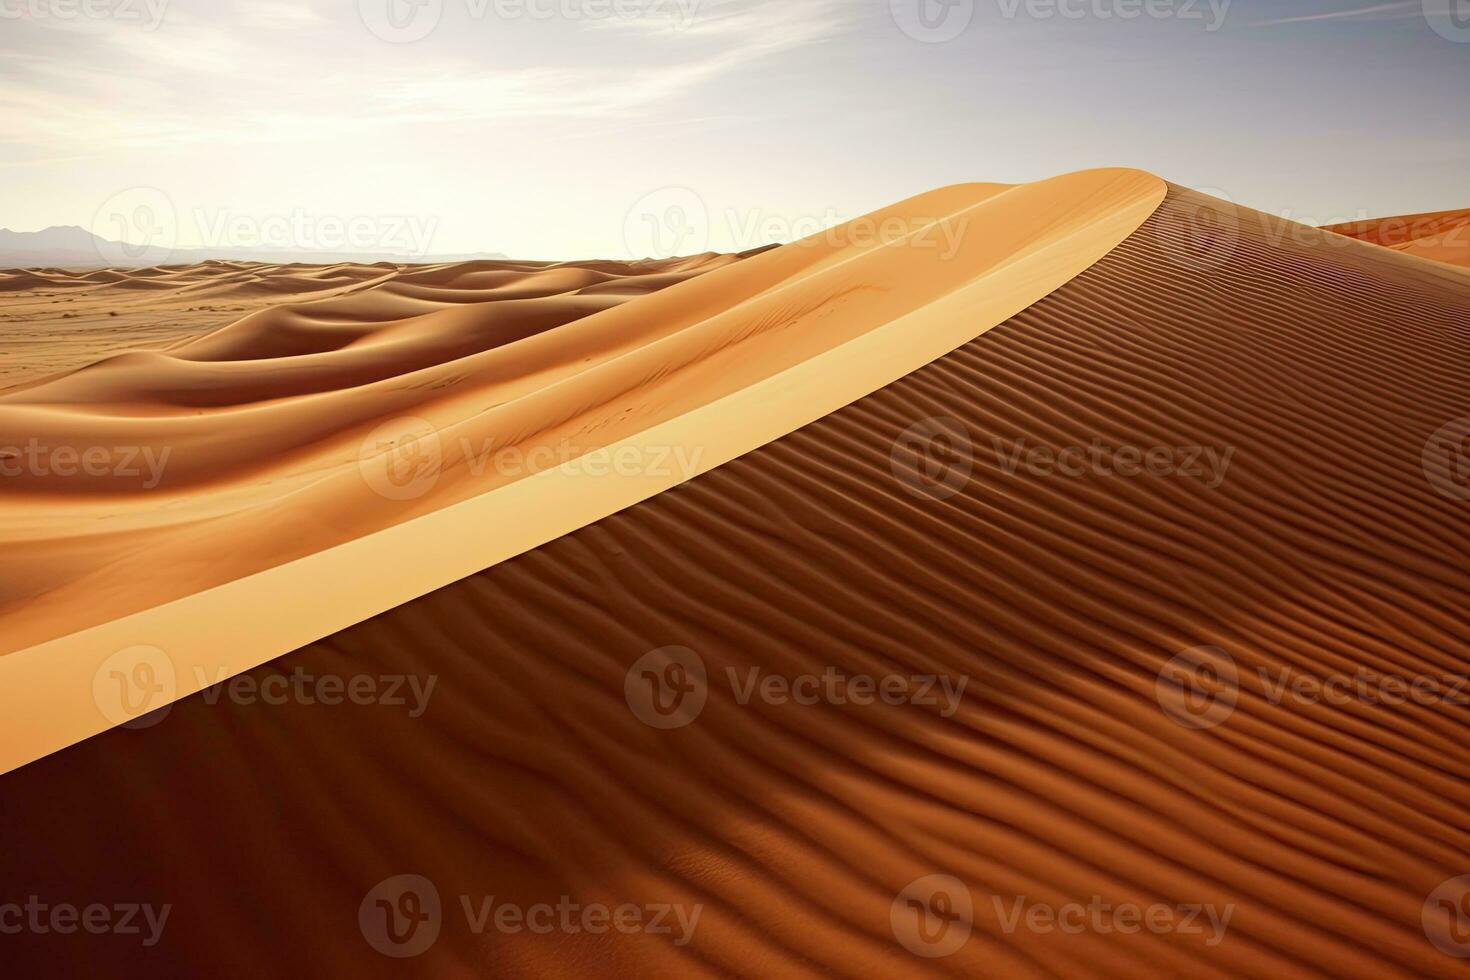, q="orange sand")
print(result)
[1324,208,1470,269]
[2,183,1467,978]
[0,169,1165,771]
